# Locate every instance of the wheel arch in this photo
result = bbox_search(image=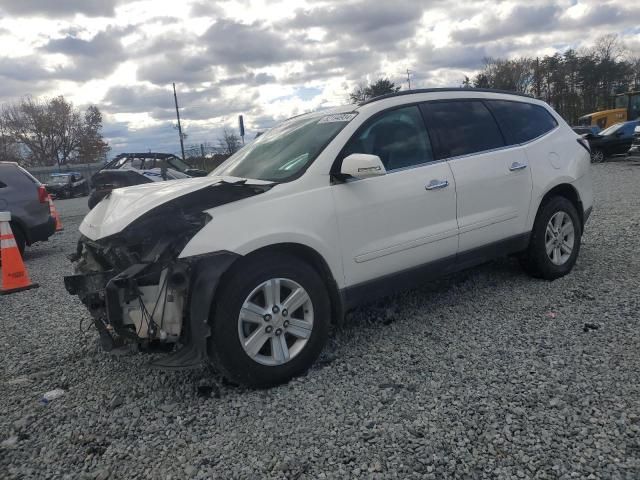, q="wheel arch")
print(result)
[218,242,345,325]
[537,183,584,227]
